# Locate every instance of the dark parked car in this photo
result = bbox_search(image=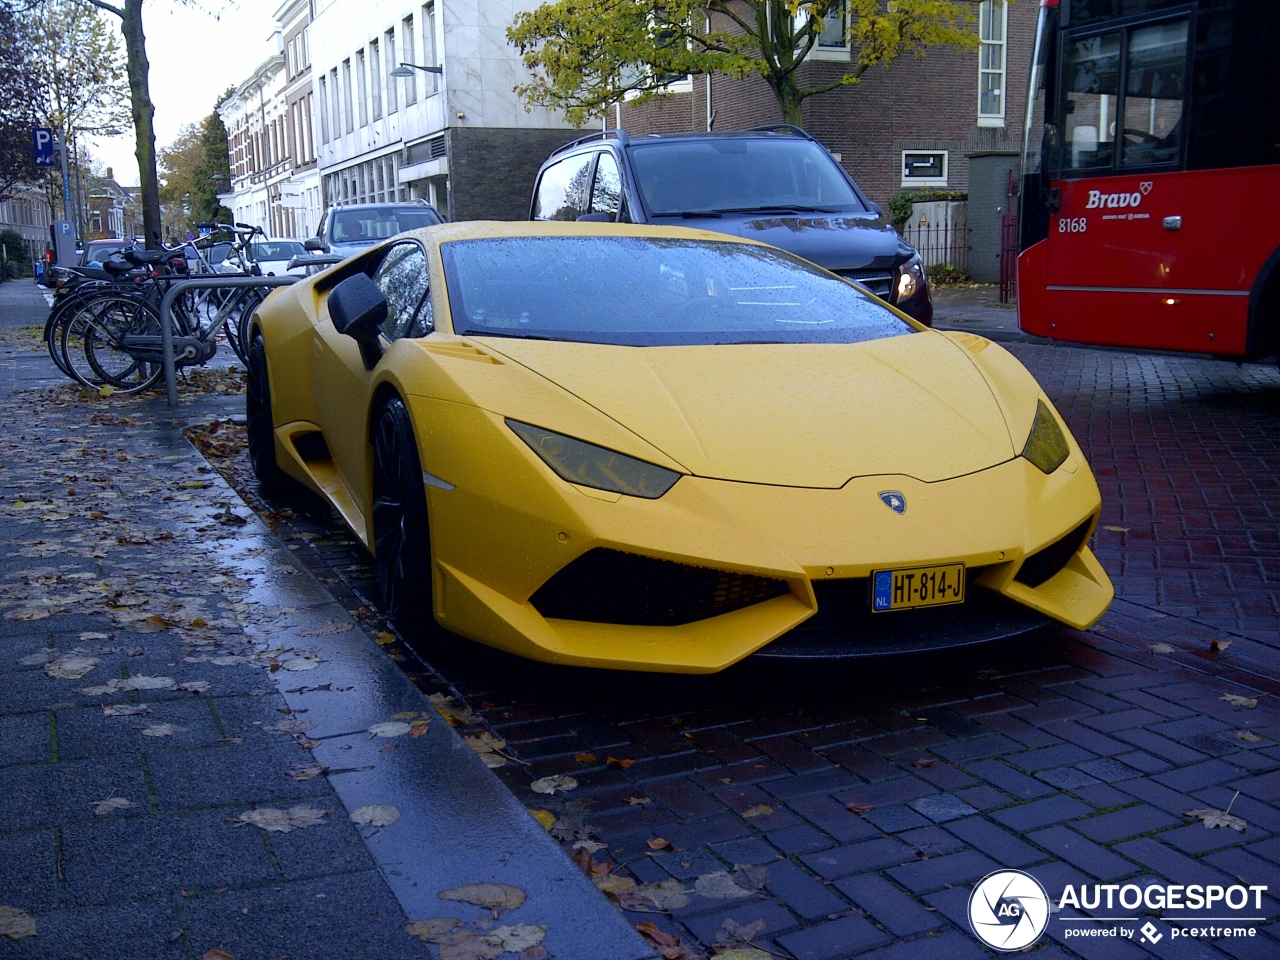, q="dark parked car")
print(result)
[531,126,932,324]
[305,201,444,259]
